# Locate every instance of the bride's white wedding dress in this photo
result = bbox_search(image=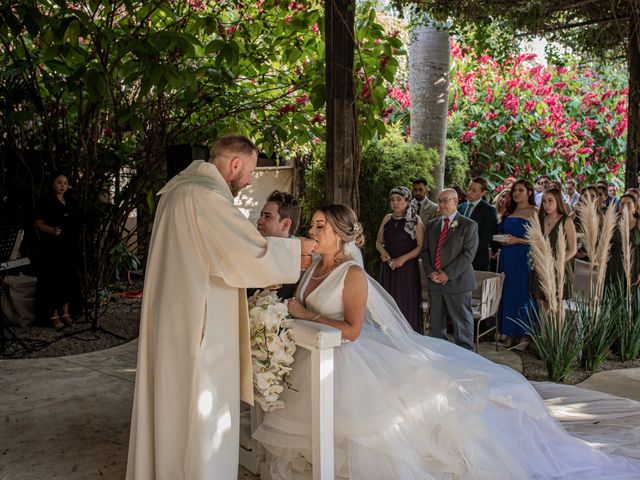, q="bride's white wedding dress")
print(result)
[253,255,640,479]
